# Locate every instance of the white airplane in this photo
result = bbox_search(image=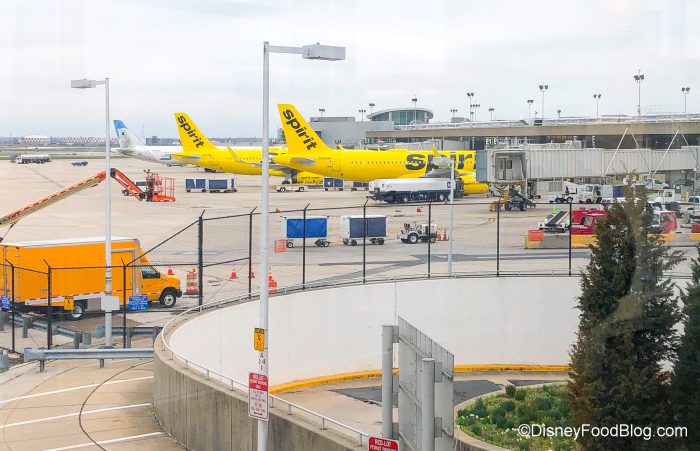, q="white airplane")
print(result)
[113,120,185,166]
